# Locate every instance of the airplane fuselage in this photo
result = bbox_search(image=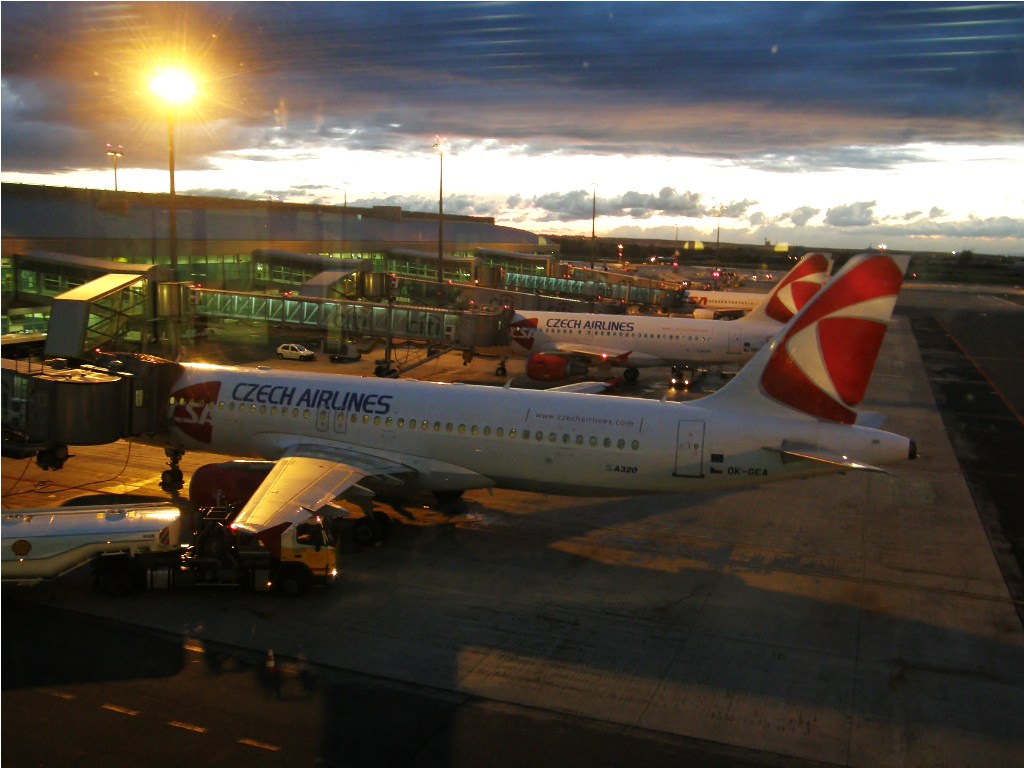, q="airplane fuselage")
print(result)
[683,289,763,312]
[148,363,912,497]
[509,311,781,368]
